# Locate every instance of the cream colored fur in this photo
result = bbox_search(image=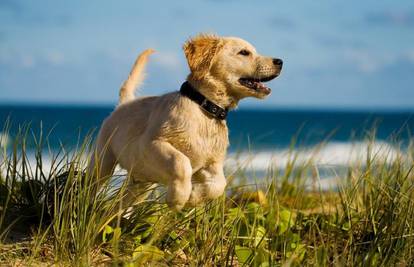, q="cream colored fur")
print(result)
[119,49,155,105]
[89,34,282,210]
